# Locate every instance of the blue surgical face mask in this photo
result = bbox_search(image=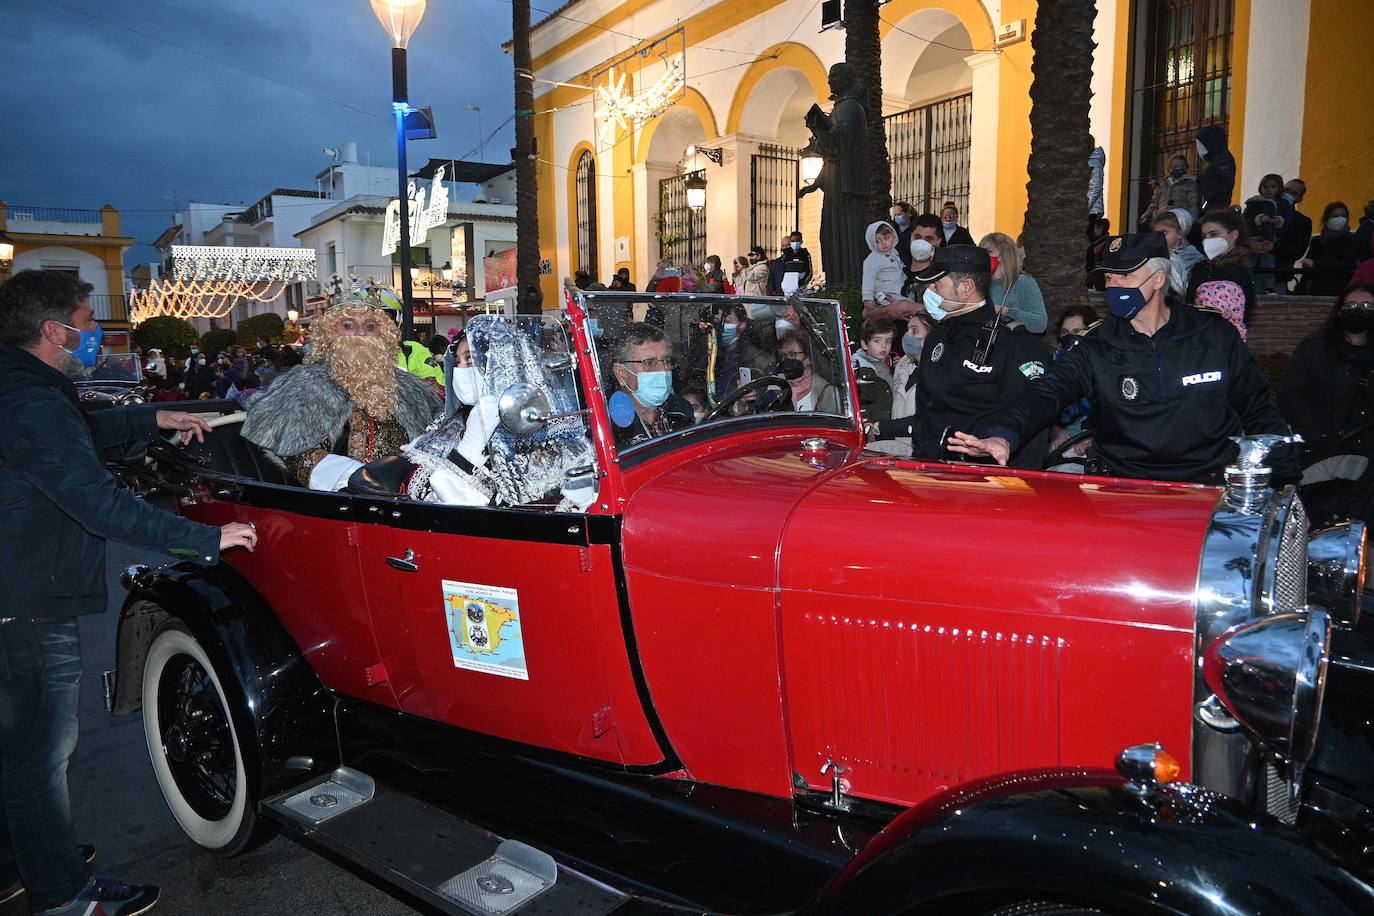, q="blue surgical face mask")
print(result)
[894,215,909,229]
[631,369,672,408]
[1105,272,1160,320]
[1281,191,1296,205]
[587,318,602,338]
[721,323,739,345]
[901,333,922,357]
[790,241,801,251]
[922,287,948,321]
[943,220,957,231]
[58,320,103,367]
